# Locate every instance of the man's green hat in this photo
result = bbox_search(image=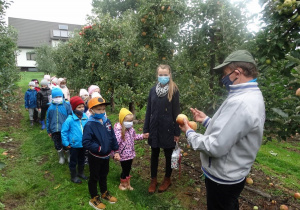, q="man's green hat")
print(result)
[213,50,256,70]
